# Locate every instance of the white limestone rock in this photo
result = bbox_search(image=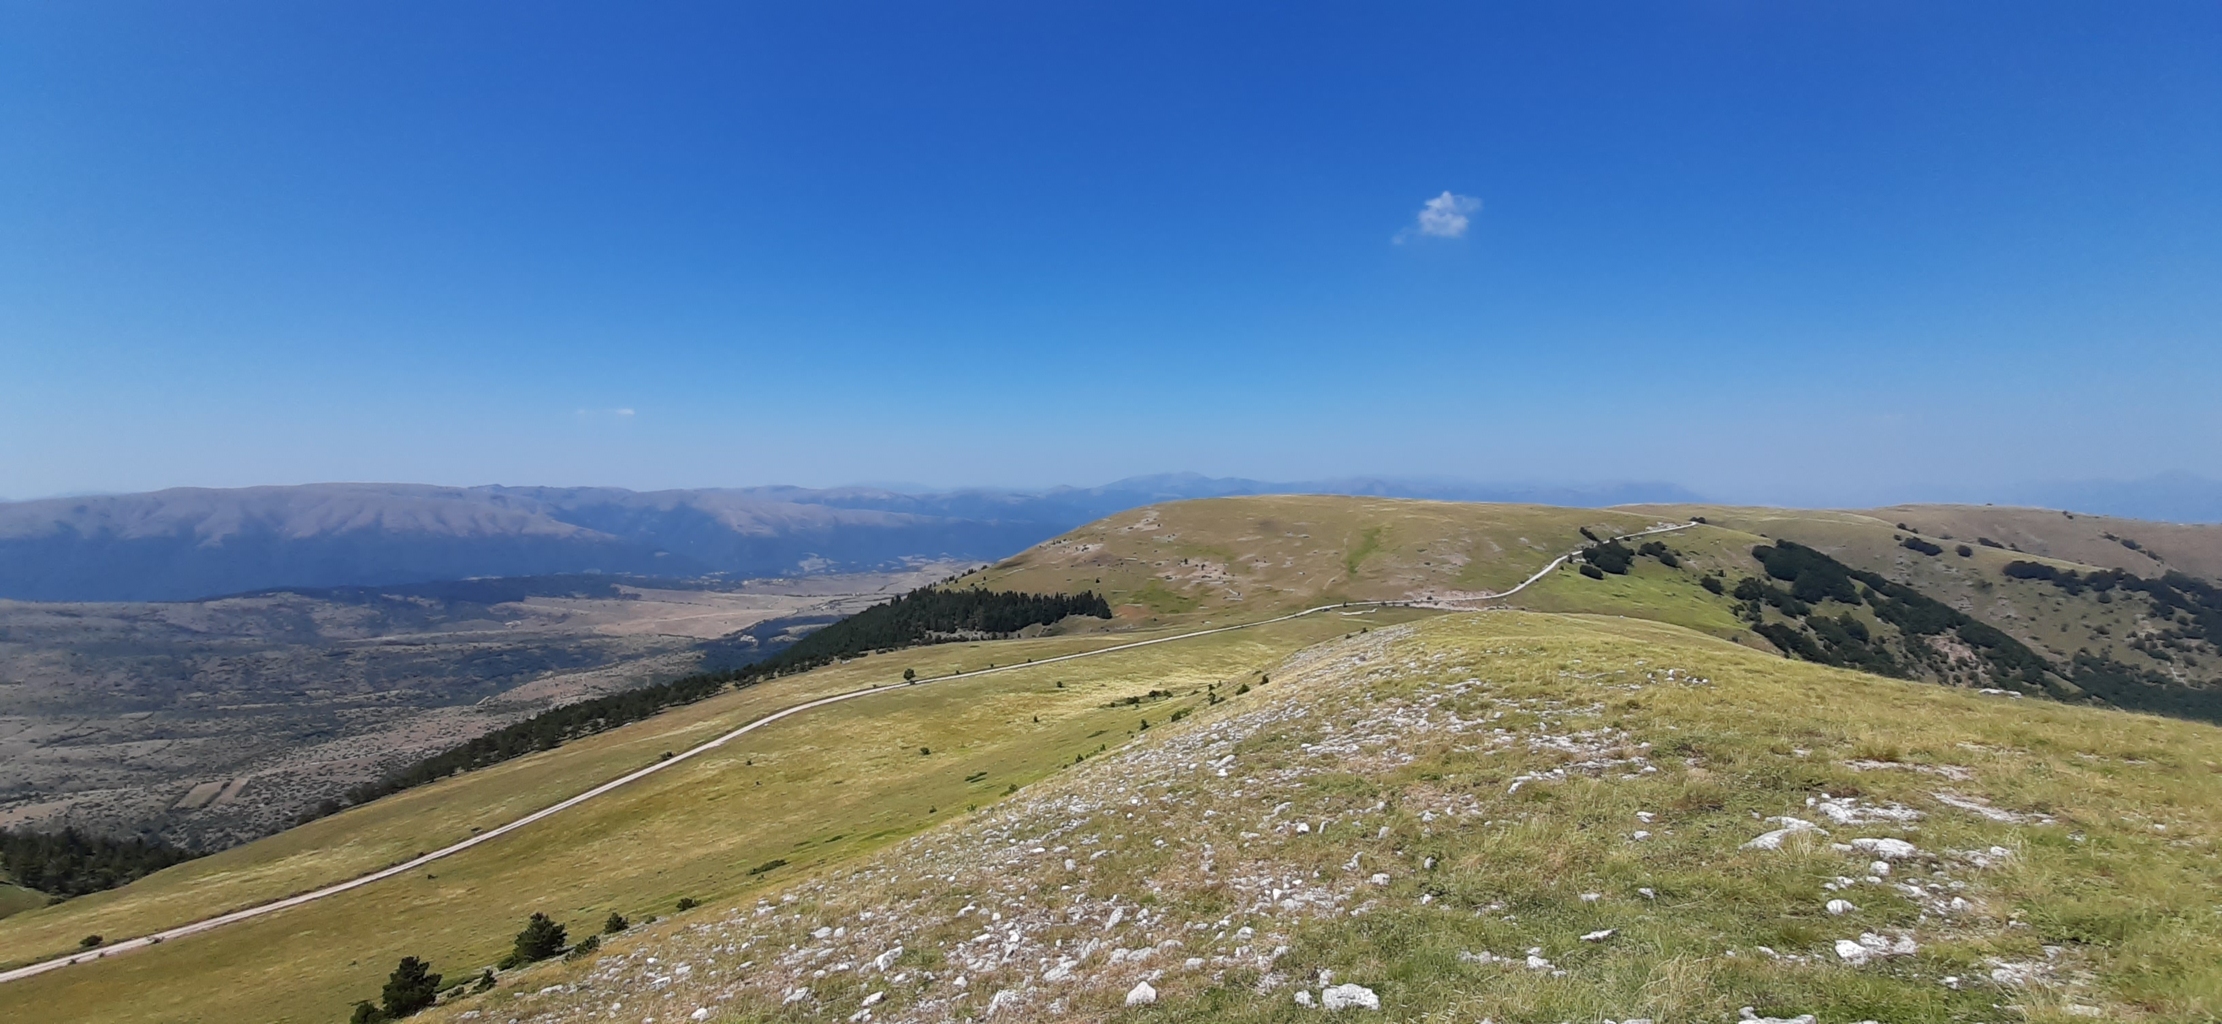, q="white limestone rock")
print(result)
[1321,983,1380,1011]
[1851,837,1919,861]
[1742,817,1825,850]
